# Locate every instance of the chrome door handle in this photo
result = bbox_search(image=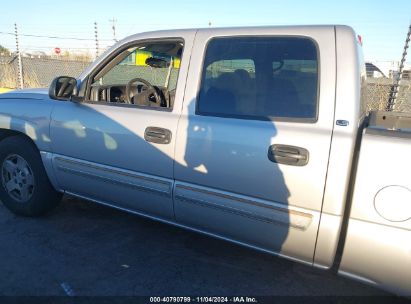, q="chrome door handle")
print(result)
[268,144,309,166]
[144,127,172,144]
